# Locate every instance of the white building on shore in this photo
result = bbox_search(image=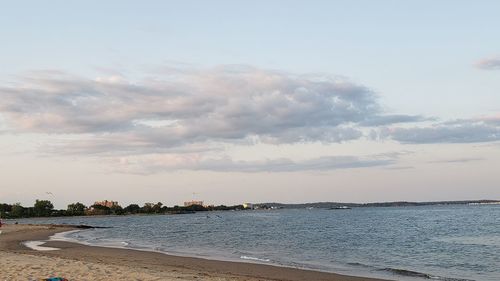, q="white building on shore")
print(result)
[243,203,254,209]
